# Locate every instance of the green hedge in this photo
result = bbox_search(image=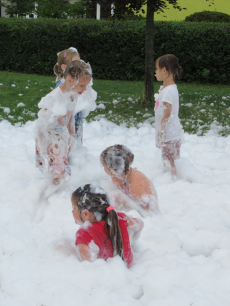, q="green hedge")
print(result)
[0,18,230,84]
[185,11,230,23]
